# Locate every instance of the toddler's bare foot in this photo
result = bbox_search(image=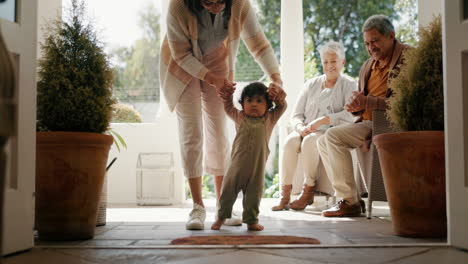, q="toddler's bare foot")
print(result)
[247,223,264,231]
[211,218,225,230]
